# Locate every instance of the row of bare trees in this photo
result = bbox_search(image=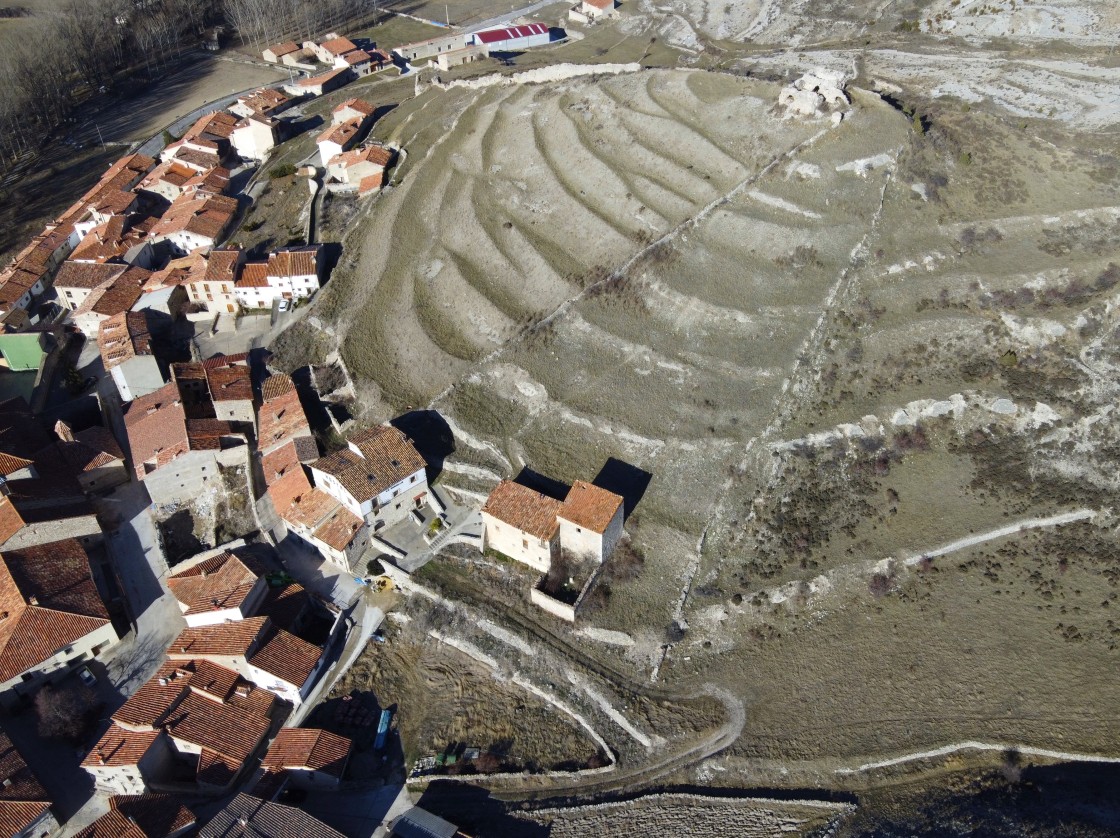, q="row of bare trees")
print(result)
[0,0,388,167]
[0,0,222,163]
[222,0,382,51]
